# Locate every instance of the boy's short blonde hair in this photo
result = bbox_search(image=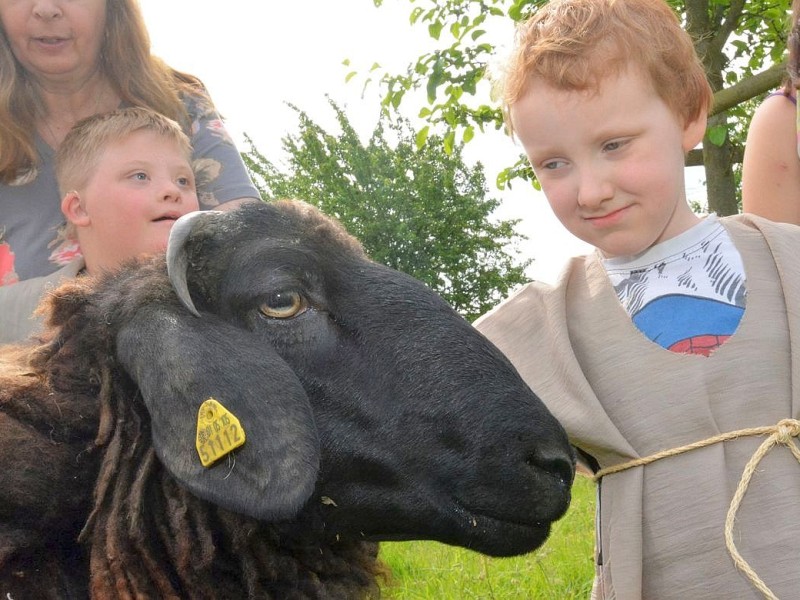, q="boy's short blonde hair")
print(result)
[56,106,192,197]
[500,0,713,134]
